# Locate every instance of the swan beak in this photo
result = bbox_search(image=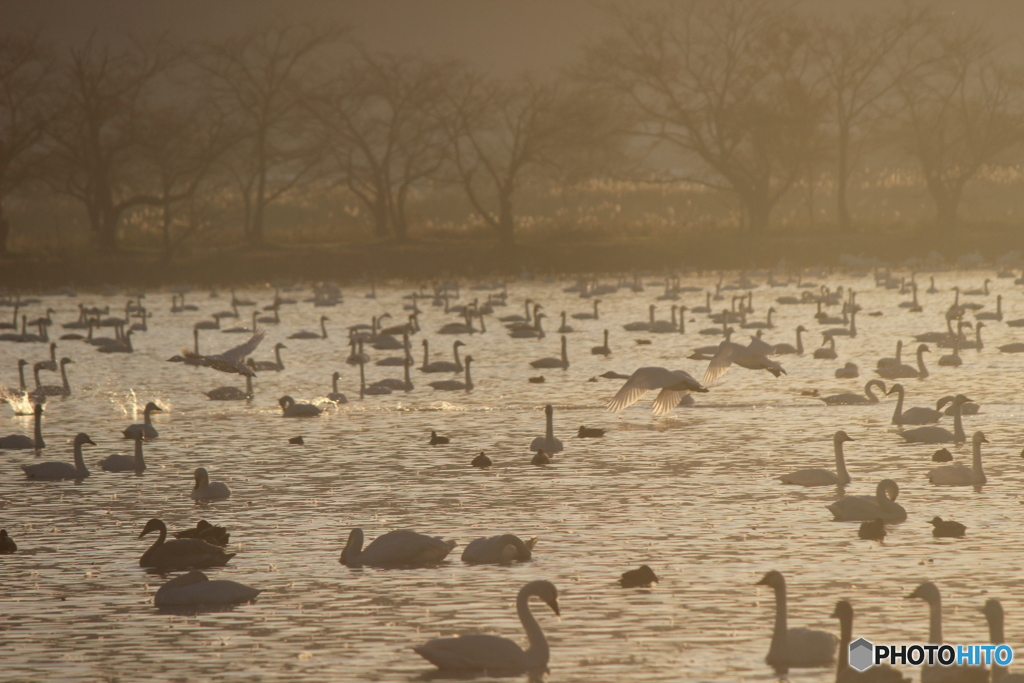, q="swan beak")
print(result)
[548,598,561,616]
[85,438,96,446]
